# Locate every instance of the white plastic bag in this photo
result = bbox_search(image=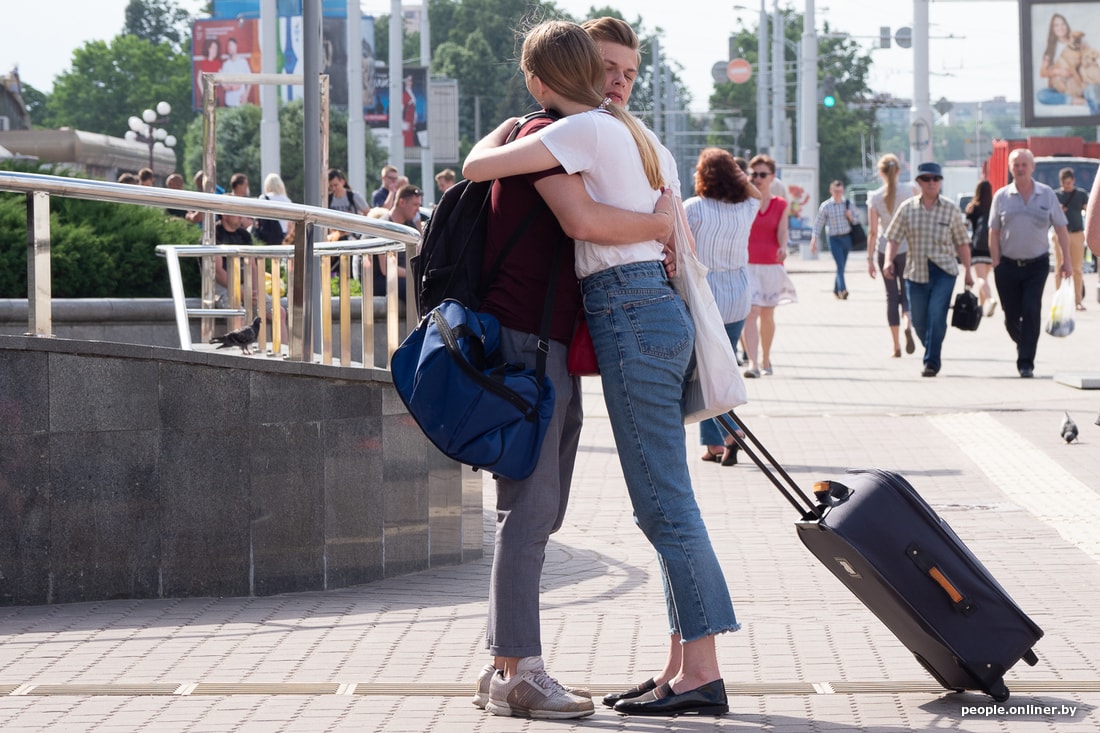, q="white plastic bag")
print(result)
[1045,280,1076,337]
[668,201,748,424]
